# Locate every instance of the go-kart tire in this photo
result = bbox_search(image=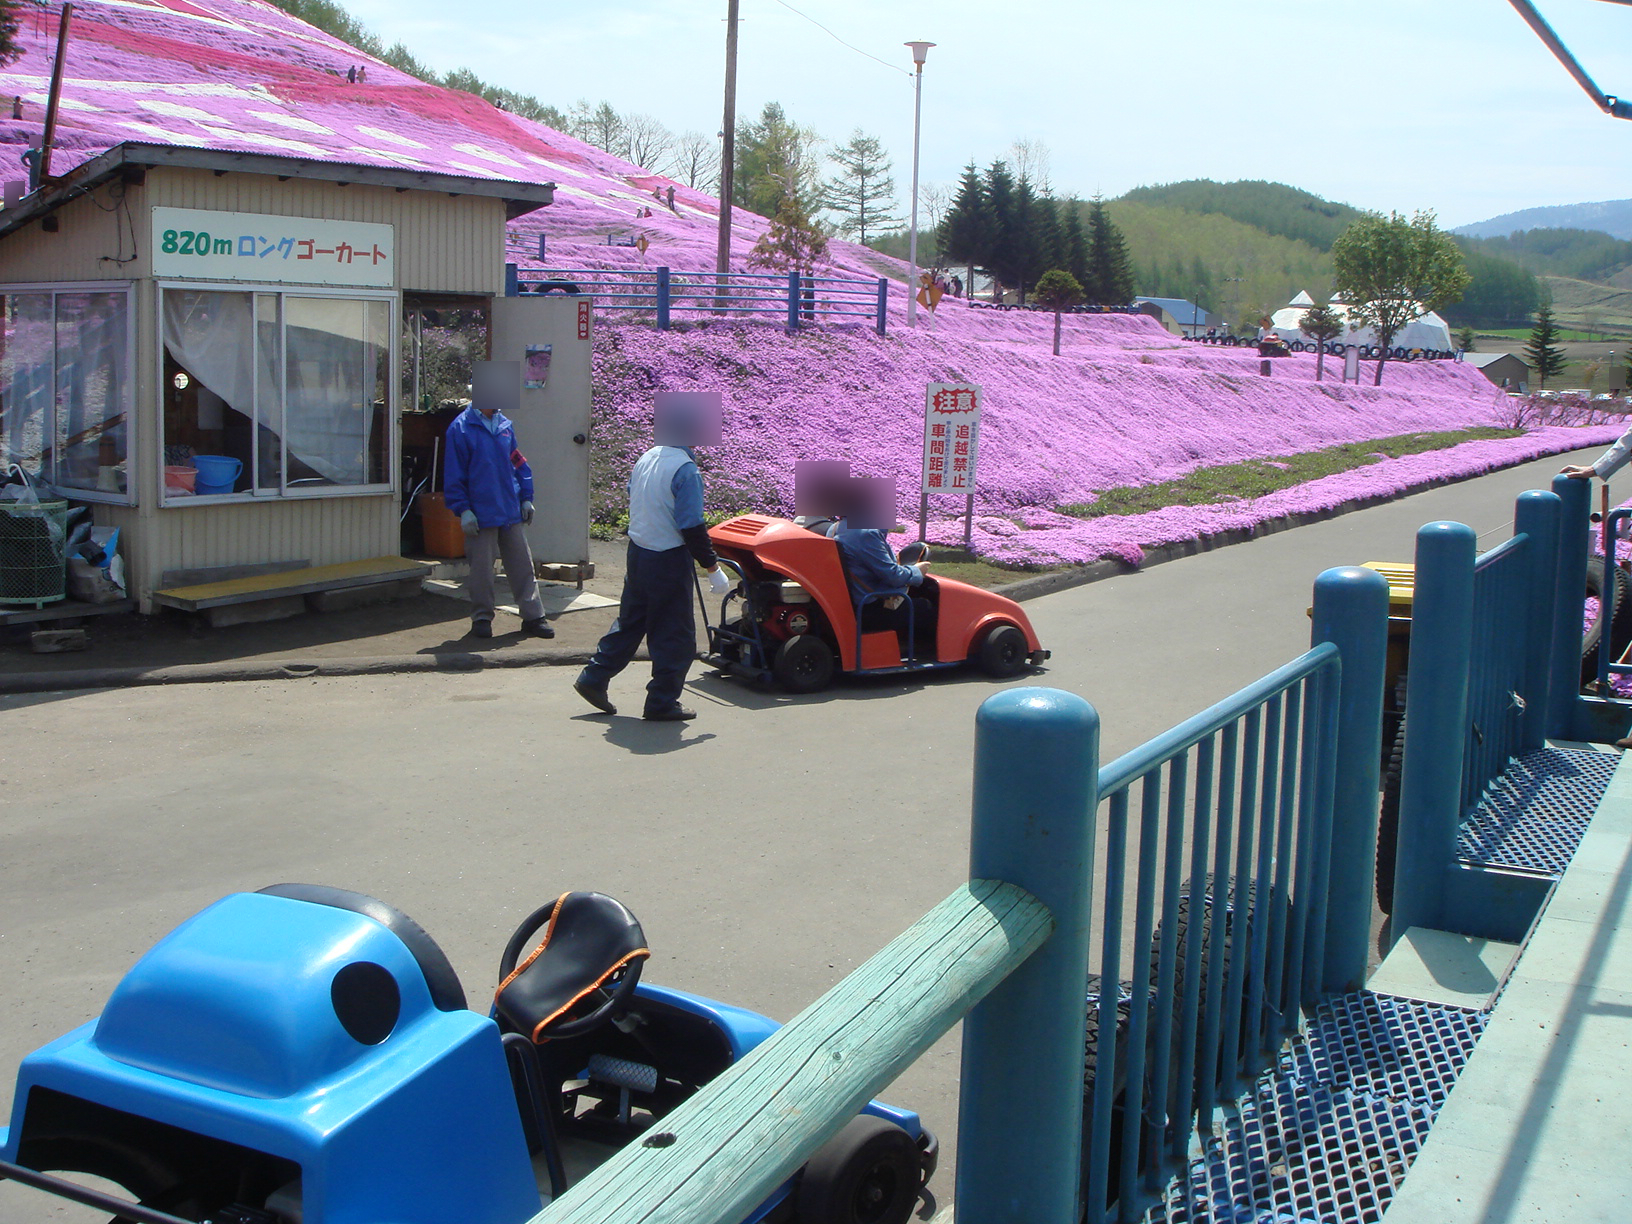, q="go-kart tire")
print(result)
[977,623,1030,678]
[1376,718,1406,913]
[775,633,835,693]
[795,1115,920,1224]
[1581,556,1632,686]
